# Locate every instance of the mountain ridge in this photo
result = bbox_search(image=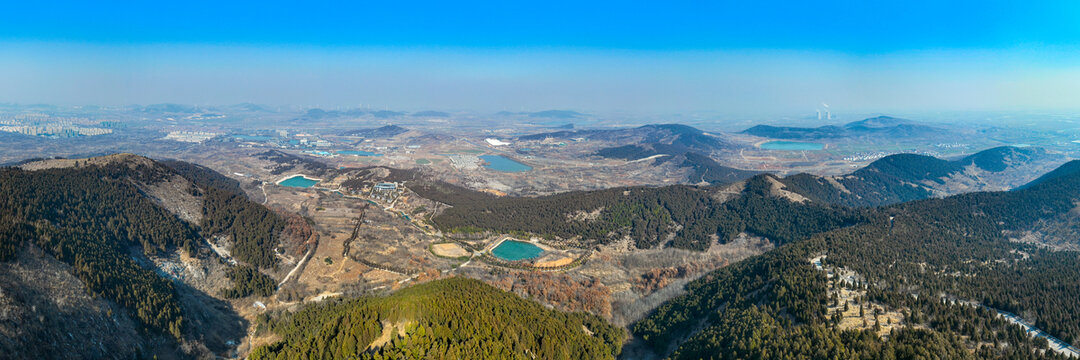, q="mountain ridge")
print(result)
[778,145,1064,207]
[742,115,943,140]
